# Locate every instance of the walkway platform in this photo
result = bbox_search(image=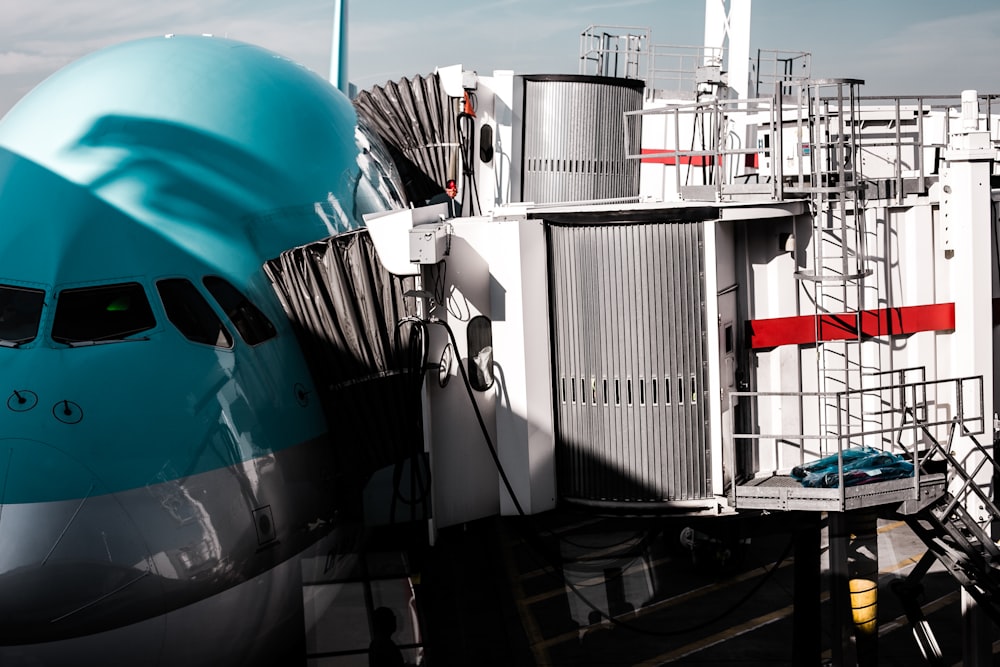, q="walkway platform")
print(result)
[734,472,946,513]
